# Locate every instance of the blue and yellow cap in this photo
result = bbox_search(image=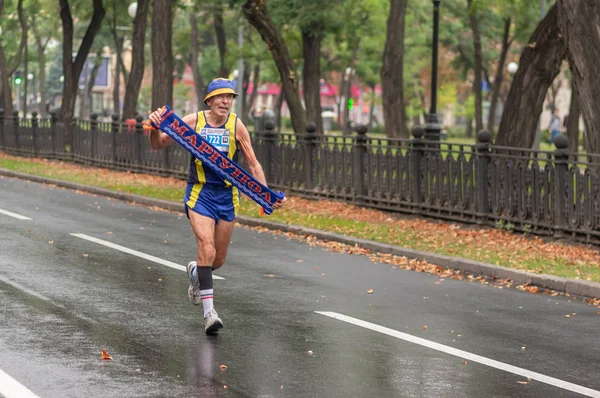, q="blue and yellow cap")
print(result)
[204,78,238,104]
